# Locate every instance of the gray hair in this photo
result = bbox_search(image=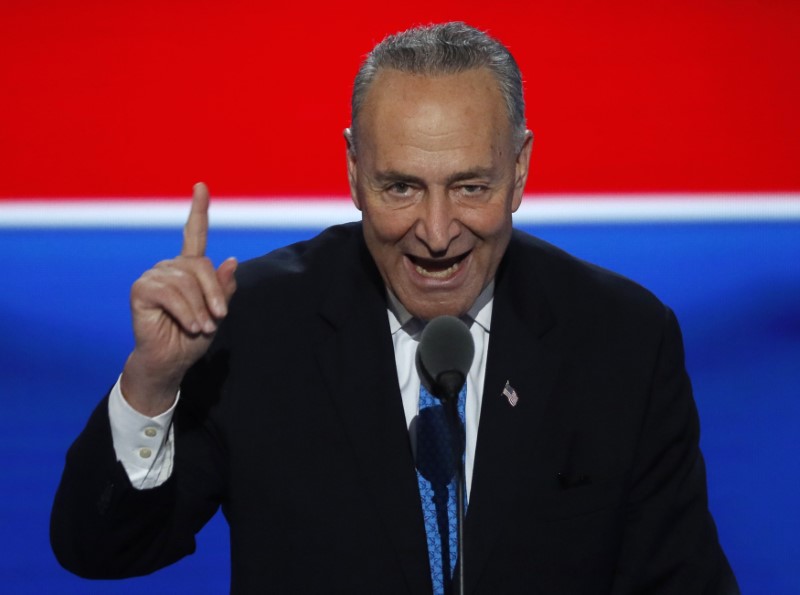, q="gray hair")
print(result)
[350,22,527,152]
